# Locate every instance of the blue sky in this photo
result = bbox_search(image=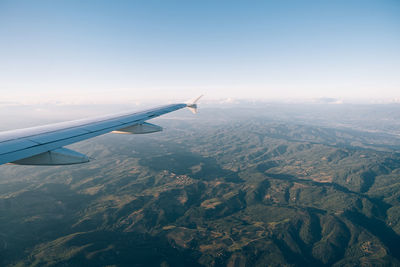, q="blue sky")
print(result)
[0,0,399,103]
